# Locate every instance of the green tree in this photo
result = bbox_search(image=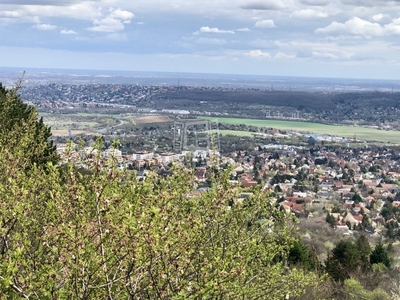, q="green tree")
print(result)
[370,243,391,268]
[356,235,372,270]
[0,82,58,170]
[344,278,390,300]
[288,240,320,272]
[352,193,362,203]
[326,240,361,281]
[326,213,336,227]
